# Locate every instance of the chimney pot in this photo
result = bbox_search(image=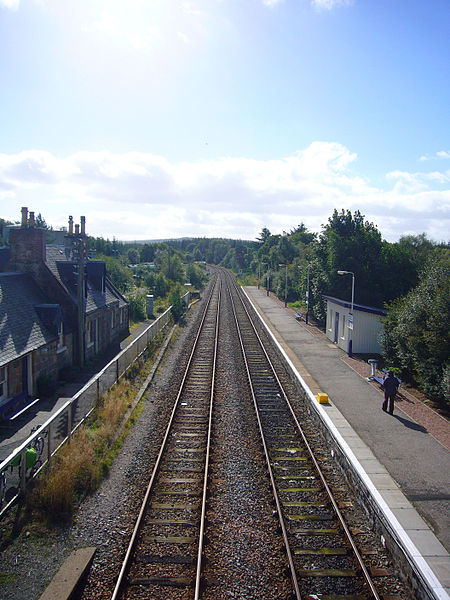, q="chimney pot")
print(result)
[80,216,86,235]
[75,224,80,234]
[68,216,74,234]
[29,212,35,227]
[21,207,28,227]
